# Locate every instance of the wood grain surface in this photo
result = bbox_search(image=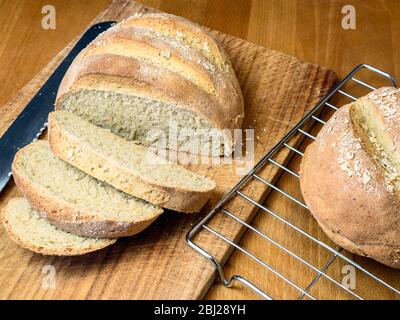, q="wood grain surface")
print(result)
[0,0,398,300]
